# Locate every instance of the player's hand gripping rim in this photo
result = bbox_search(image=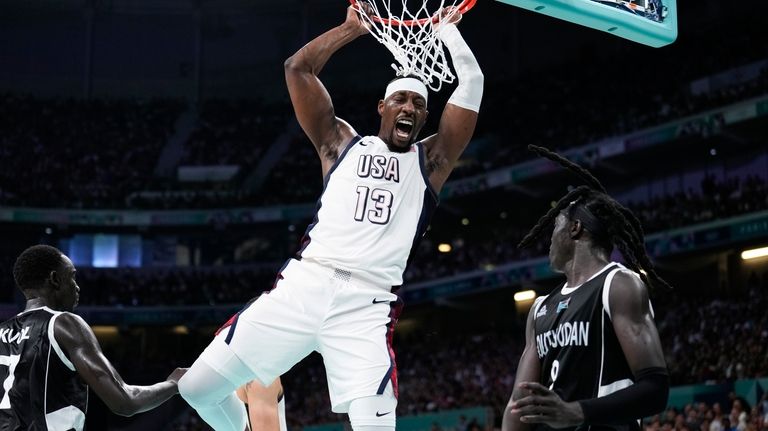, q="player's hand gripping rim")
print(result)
[437,5,463,26]
[510,382,585,429]
[346,2,373,37]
